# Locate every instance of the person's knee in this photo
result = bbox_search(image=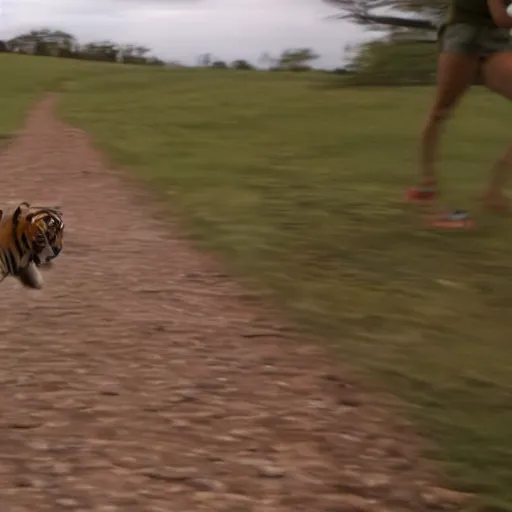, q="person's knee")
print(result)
[421,105,452,140]
[428,103,454,124]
